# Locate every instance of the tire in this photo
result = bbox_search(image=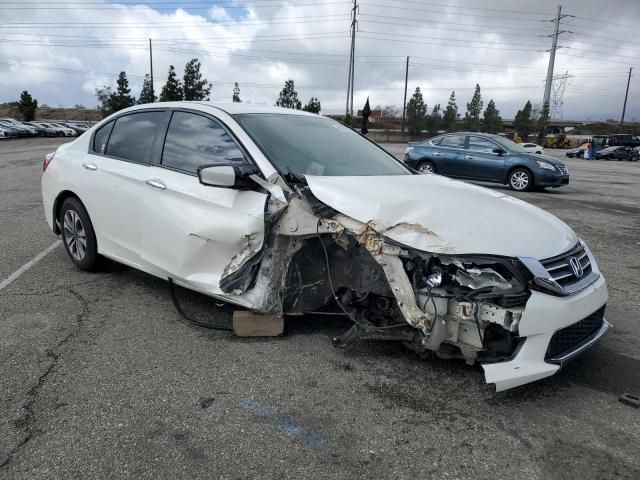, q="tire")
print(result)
[59,197,99,271]
[508,168,533,192]
[416,160,436,174]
